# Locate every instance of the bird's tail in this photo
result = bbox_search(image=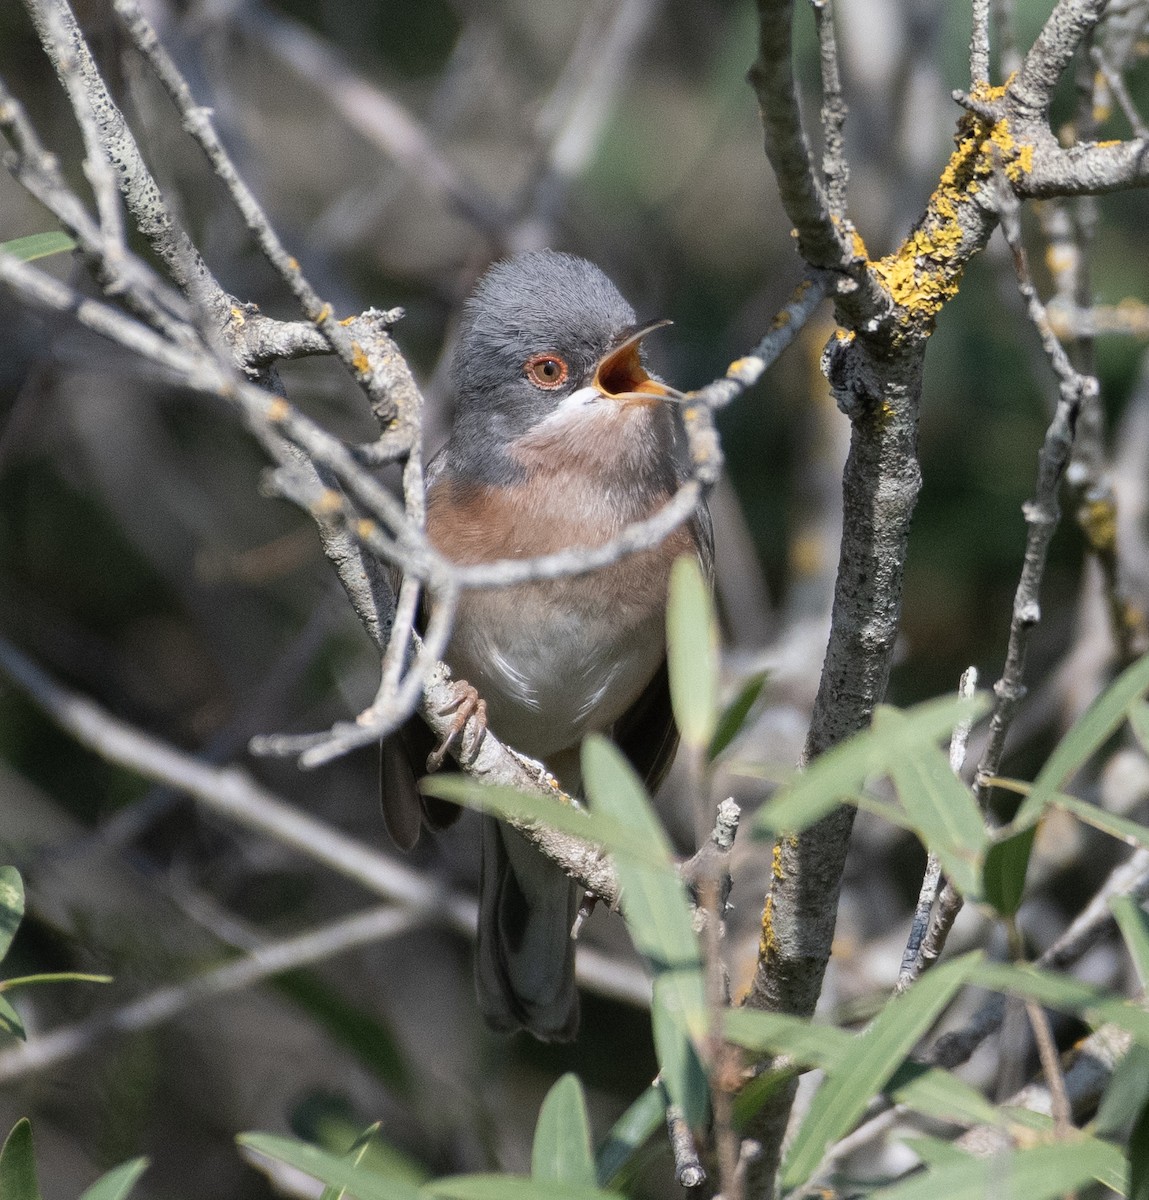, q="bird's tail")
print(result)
[476,815,580,1042]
